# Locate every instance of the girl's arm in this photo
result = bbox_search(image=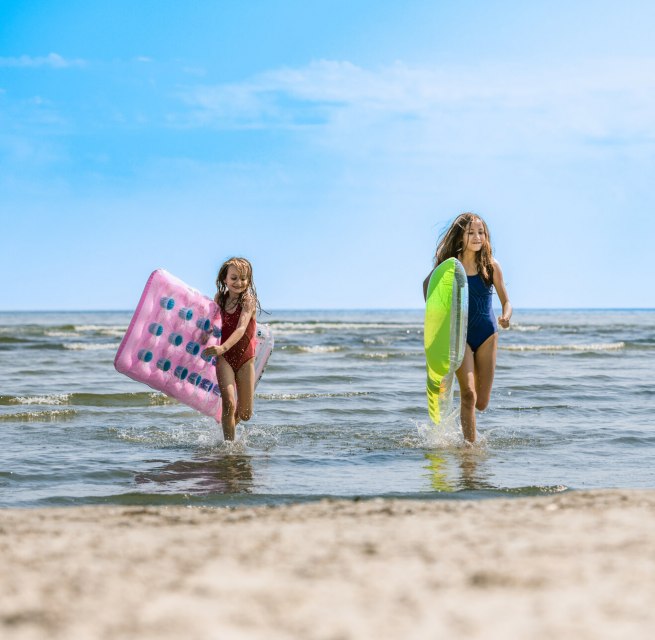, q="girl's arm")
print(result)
[492,259,512,329]
[202,297,255,357]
